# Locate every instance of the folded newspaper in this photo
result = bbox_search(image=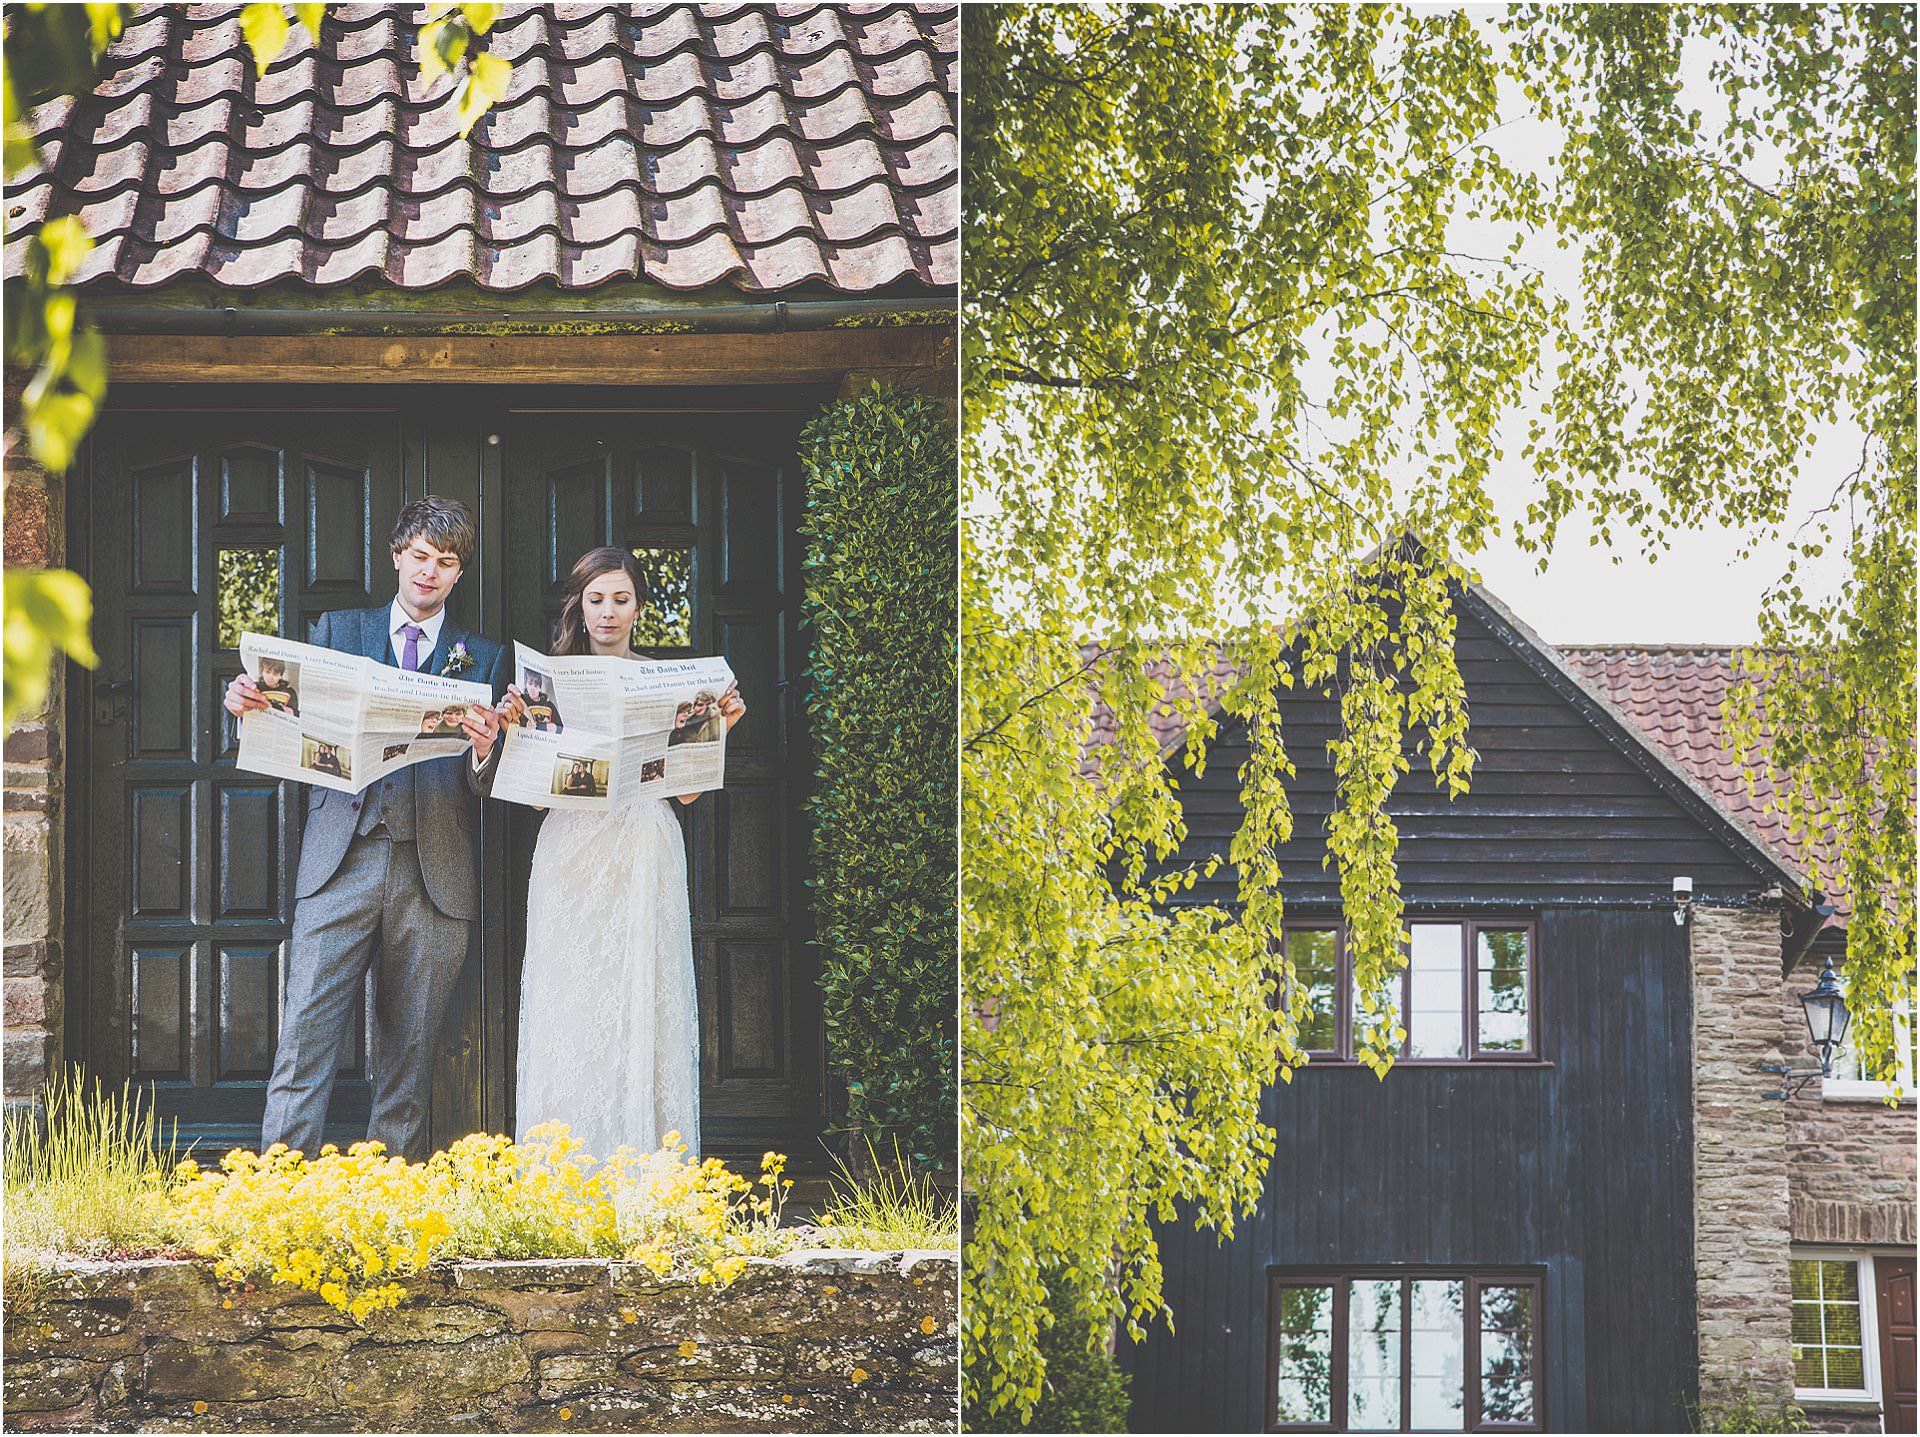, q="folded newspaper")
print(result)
[489,642,736,809]
[235,633,492,794]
